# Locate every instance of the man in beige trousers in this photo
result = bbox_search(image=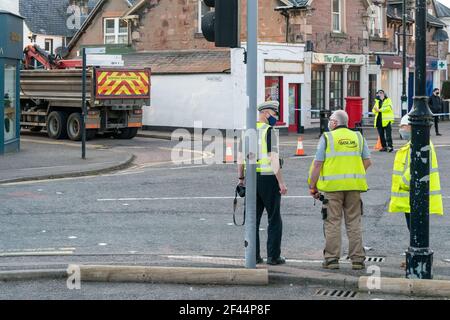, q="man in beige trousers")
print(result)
[308,110,372,270]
